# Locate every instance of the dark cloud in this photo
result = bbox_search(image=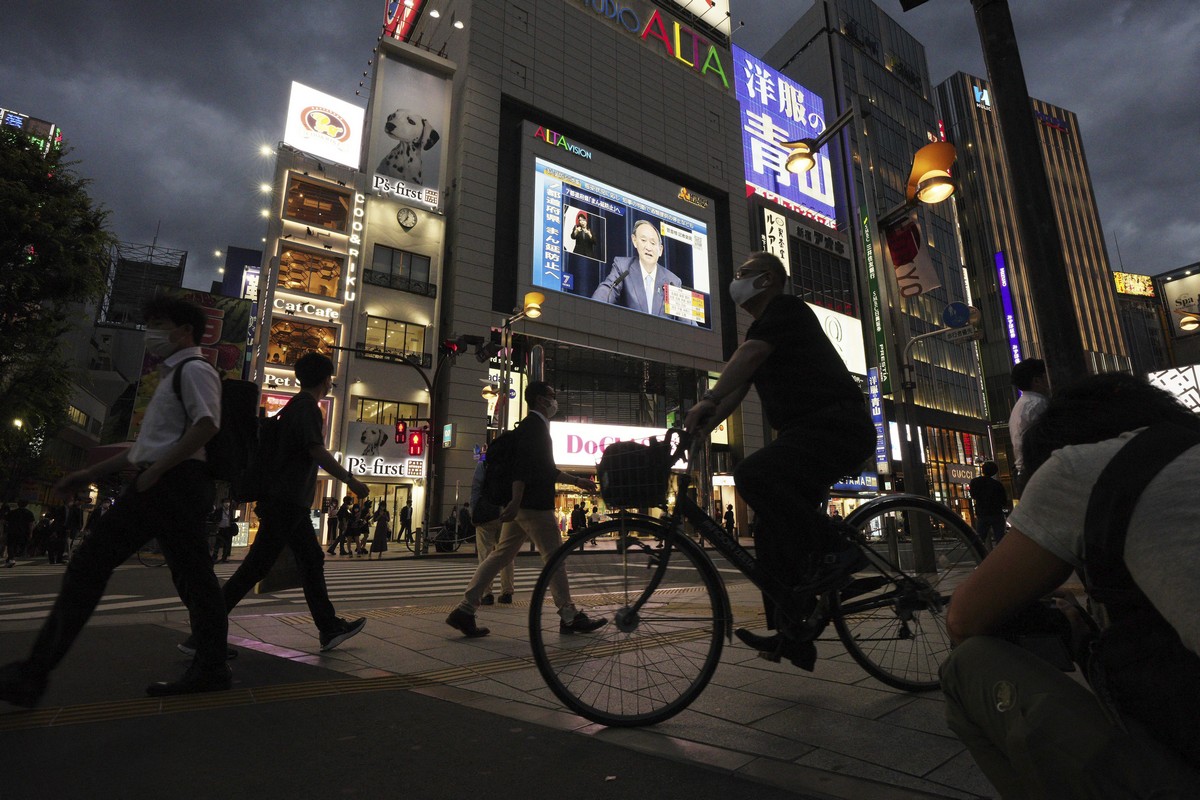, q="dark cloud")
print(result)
[2,0,1194,295]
